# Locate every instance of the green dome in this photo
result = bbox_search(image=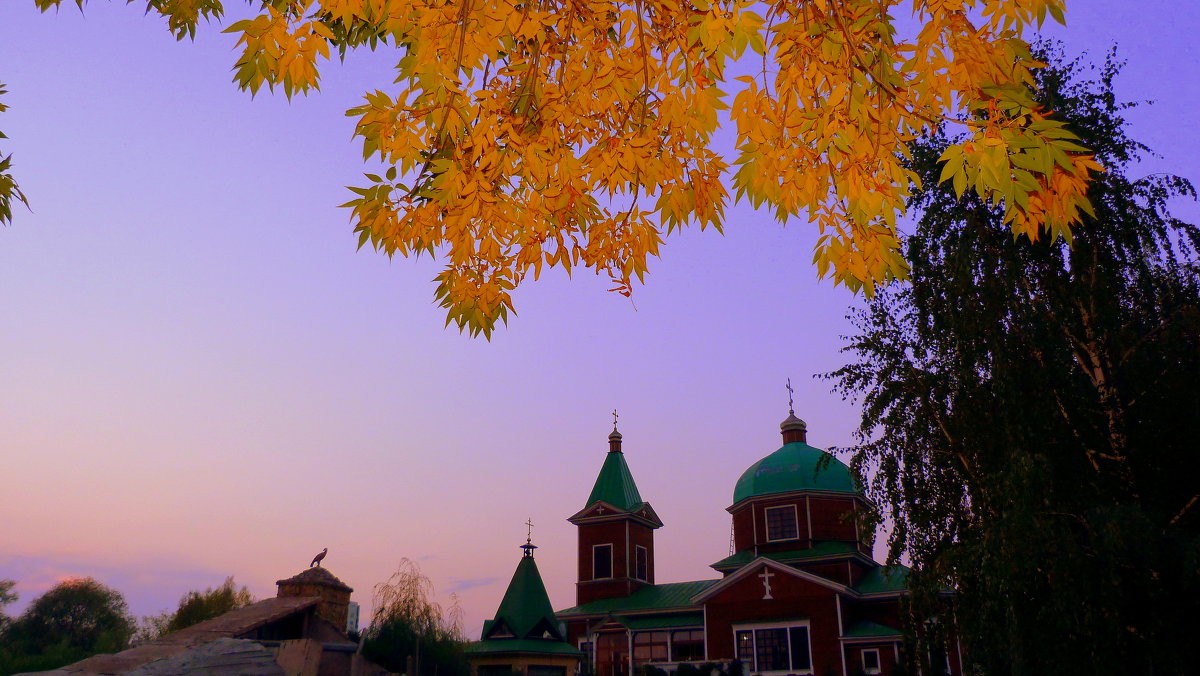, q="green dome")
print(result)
[733,442,859,503]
